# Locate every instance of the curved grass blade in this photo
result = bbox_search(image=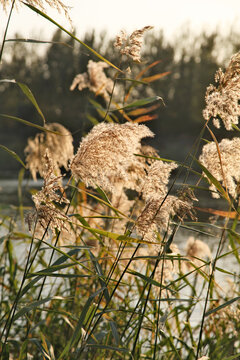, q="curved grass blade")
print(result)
[28,337,55,360]
[195,206,240,219]
[133,114,158,123]
[111,96,163,112]
[116,77,148,85]
[223,354,240,360]
[95,185,111,204]
[73,222,158,245]
[127,103,161,116]
[109,320,120,345]
[194,157,230,202]
[0,114,60,133]
[20,248,89,298]
[232,124,240,131]
[85,343,129,354]
[26,262,83,278]
[88,250,110,303]
[141,71,170,83]
[17,82,46,125]
[72,185,131,218]
[5,38,72,48]
[59,287,105,359]
[71,214,101,242]
[0,145,26,168]
[13,296,61,321]
[205,296,240,317]
[23,3,122,72]
[0,80,45,125]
